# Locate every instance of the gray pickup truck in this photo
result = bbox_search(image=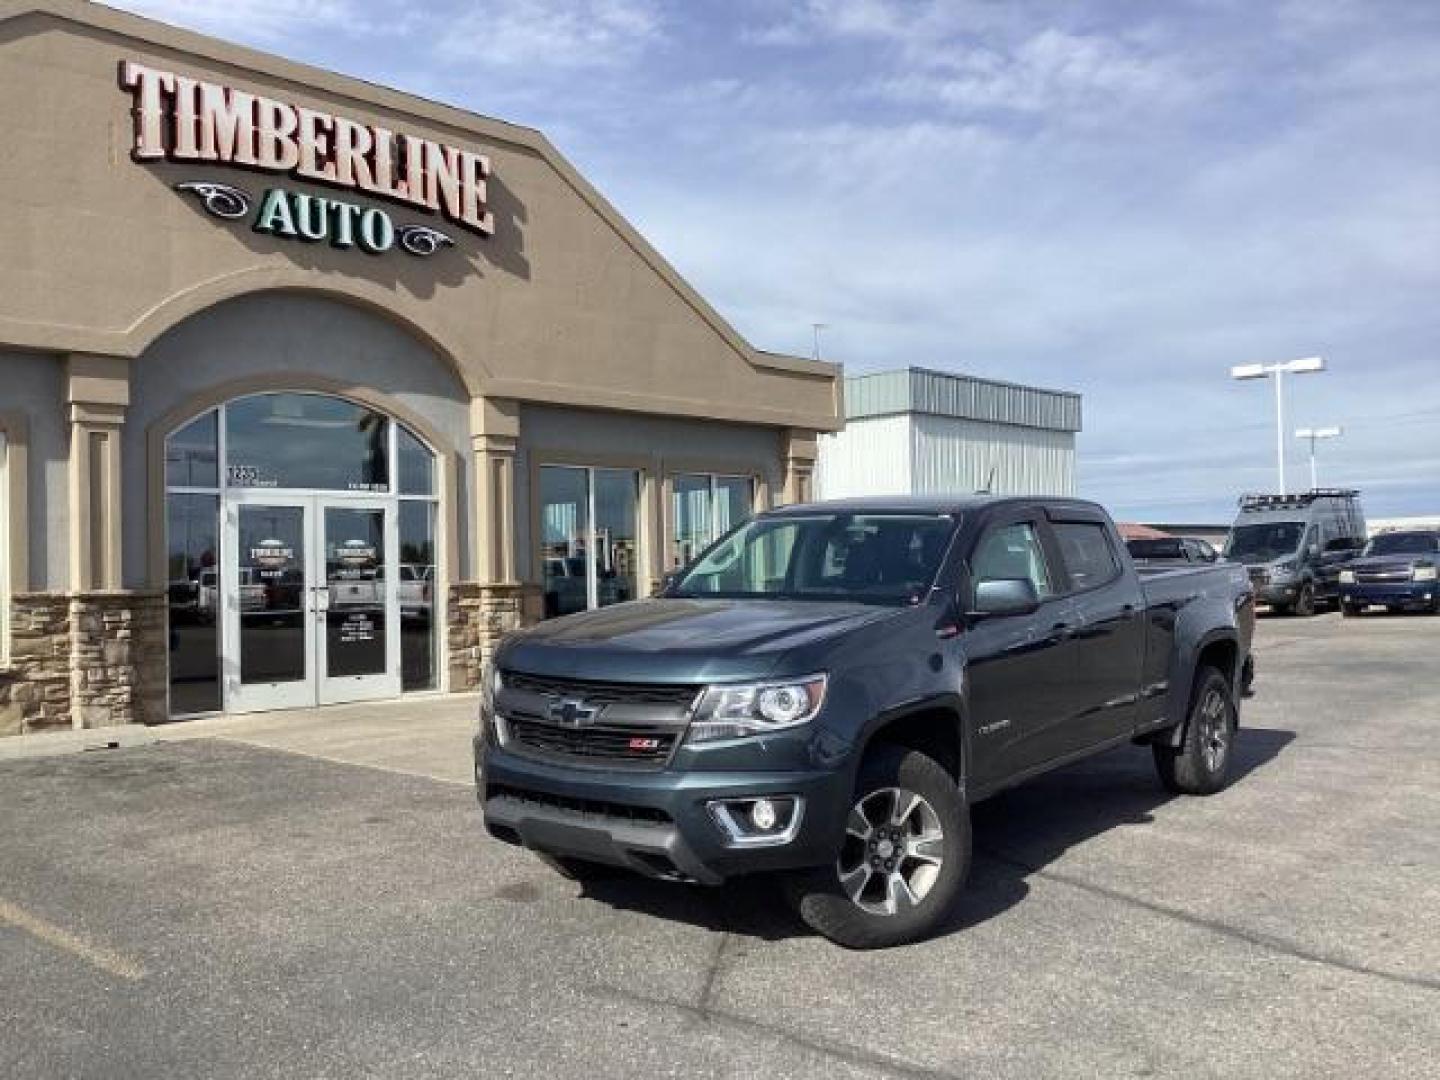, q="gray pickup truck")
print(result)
[476,497,1256,948]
